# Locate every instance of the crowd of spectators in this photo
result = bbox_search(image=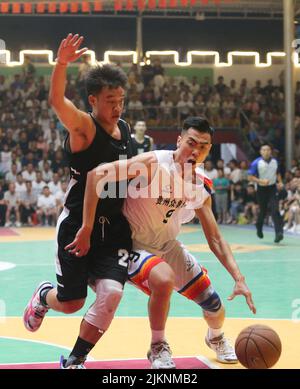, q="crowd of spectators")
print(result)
[203,158,300,233]
[1,57,300,232]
